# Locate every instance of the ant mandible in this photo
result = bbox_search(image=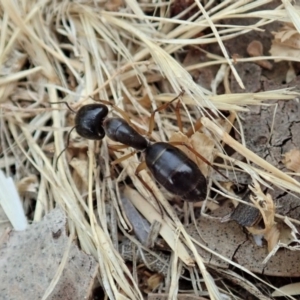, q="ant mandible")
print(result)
[54,92,224,202]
